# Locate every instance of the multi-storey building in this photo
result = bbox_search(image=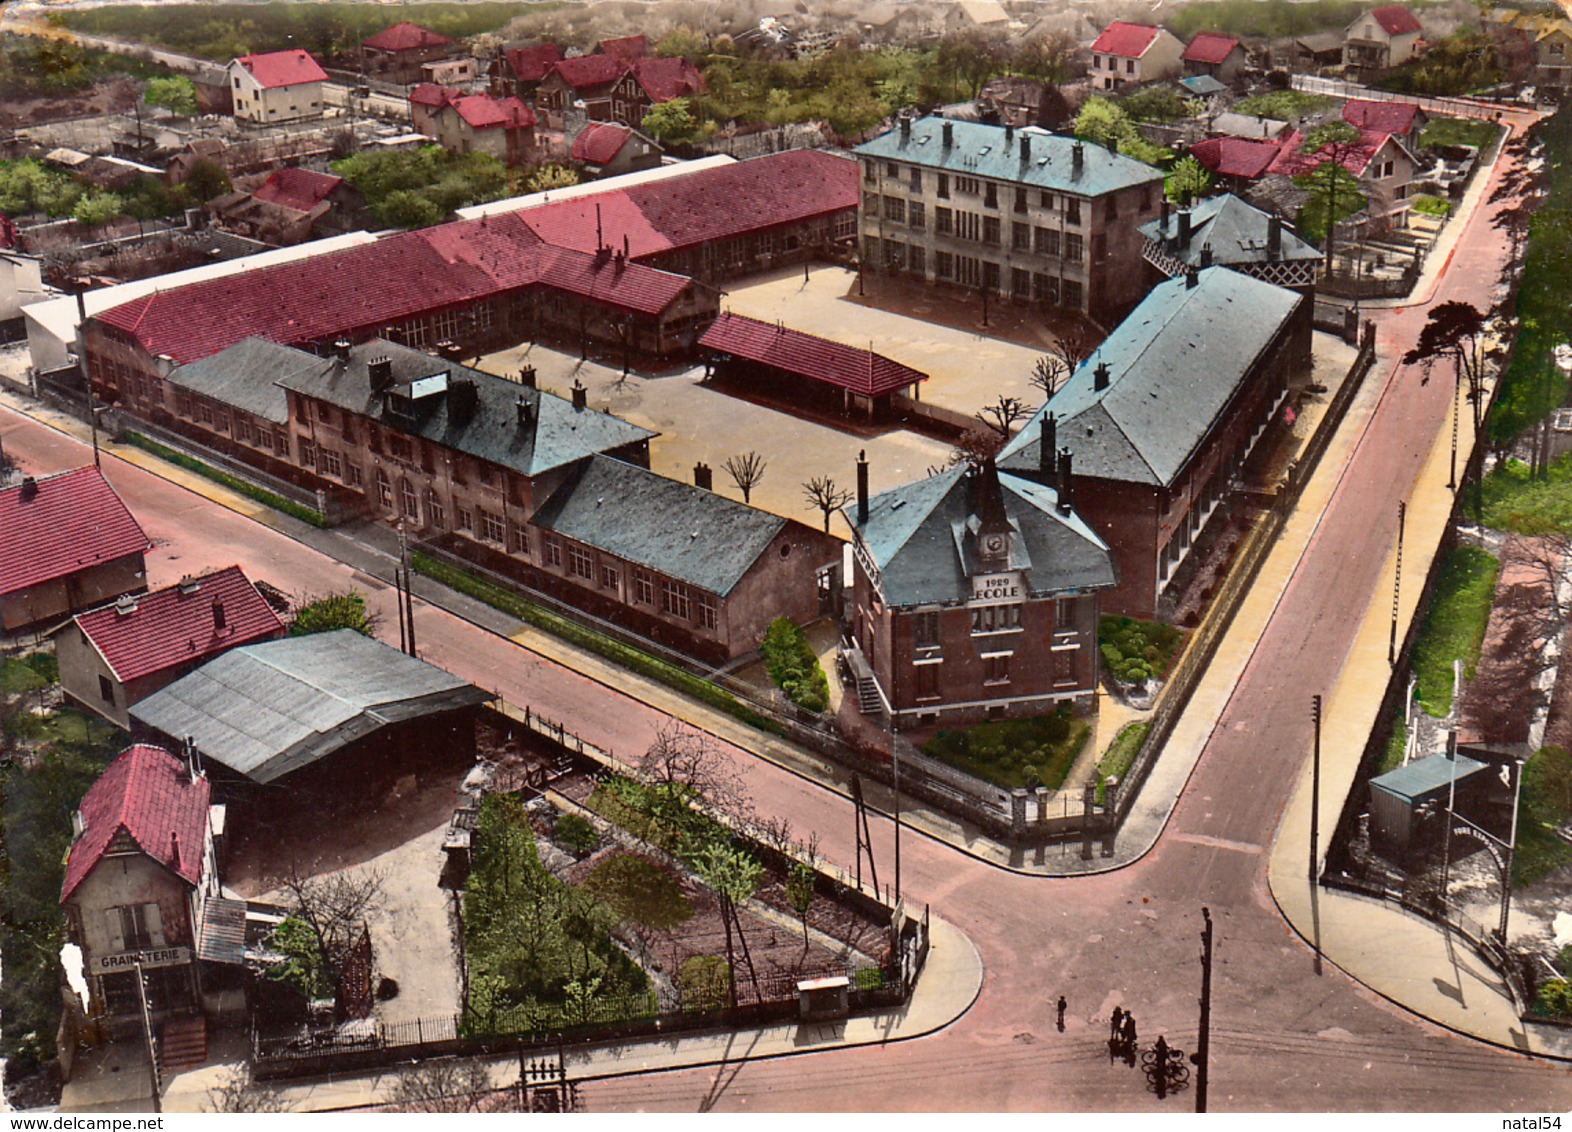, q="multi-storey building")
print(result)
[1087,22,1185,91]
[1343,5,1423,75]
[227,50,328,125]
[853,117,1165,324]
